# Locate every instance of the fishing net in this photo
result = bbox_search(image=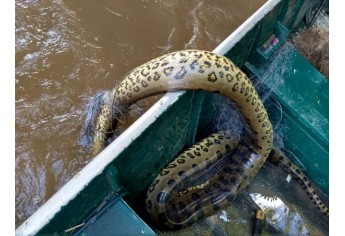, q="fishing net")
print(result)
[148,42,329,235]
[152,160,329,236]
[81,41,329,235]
